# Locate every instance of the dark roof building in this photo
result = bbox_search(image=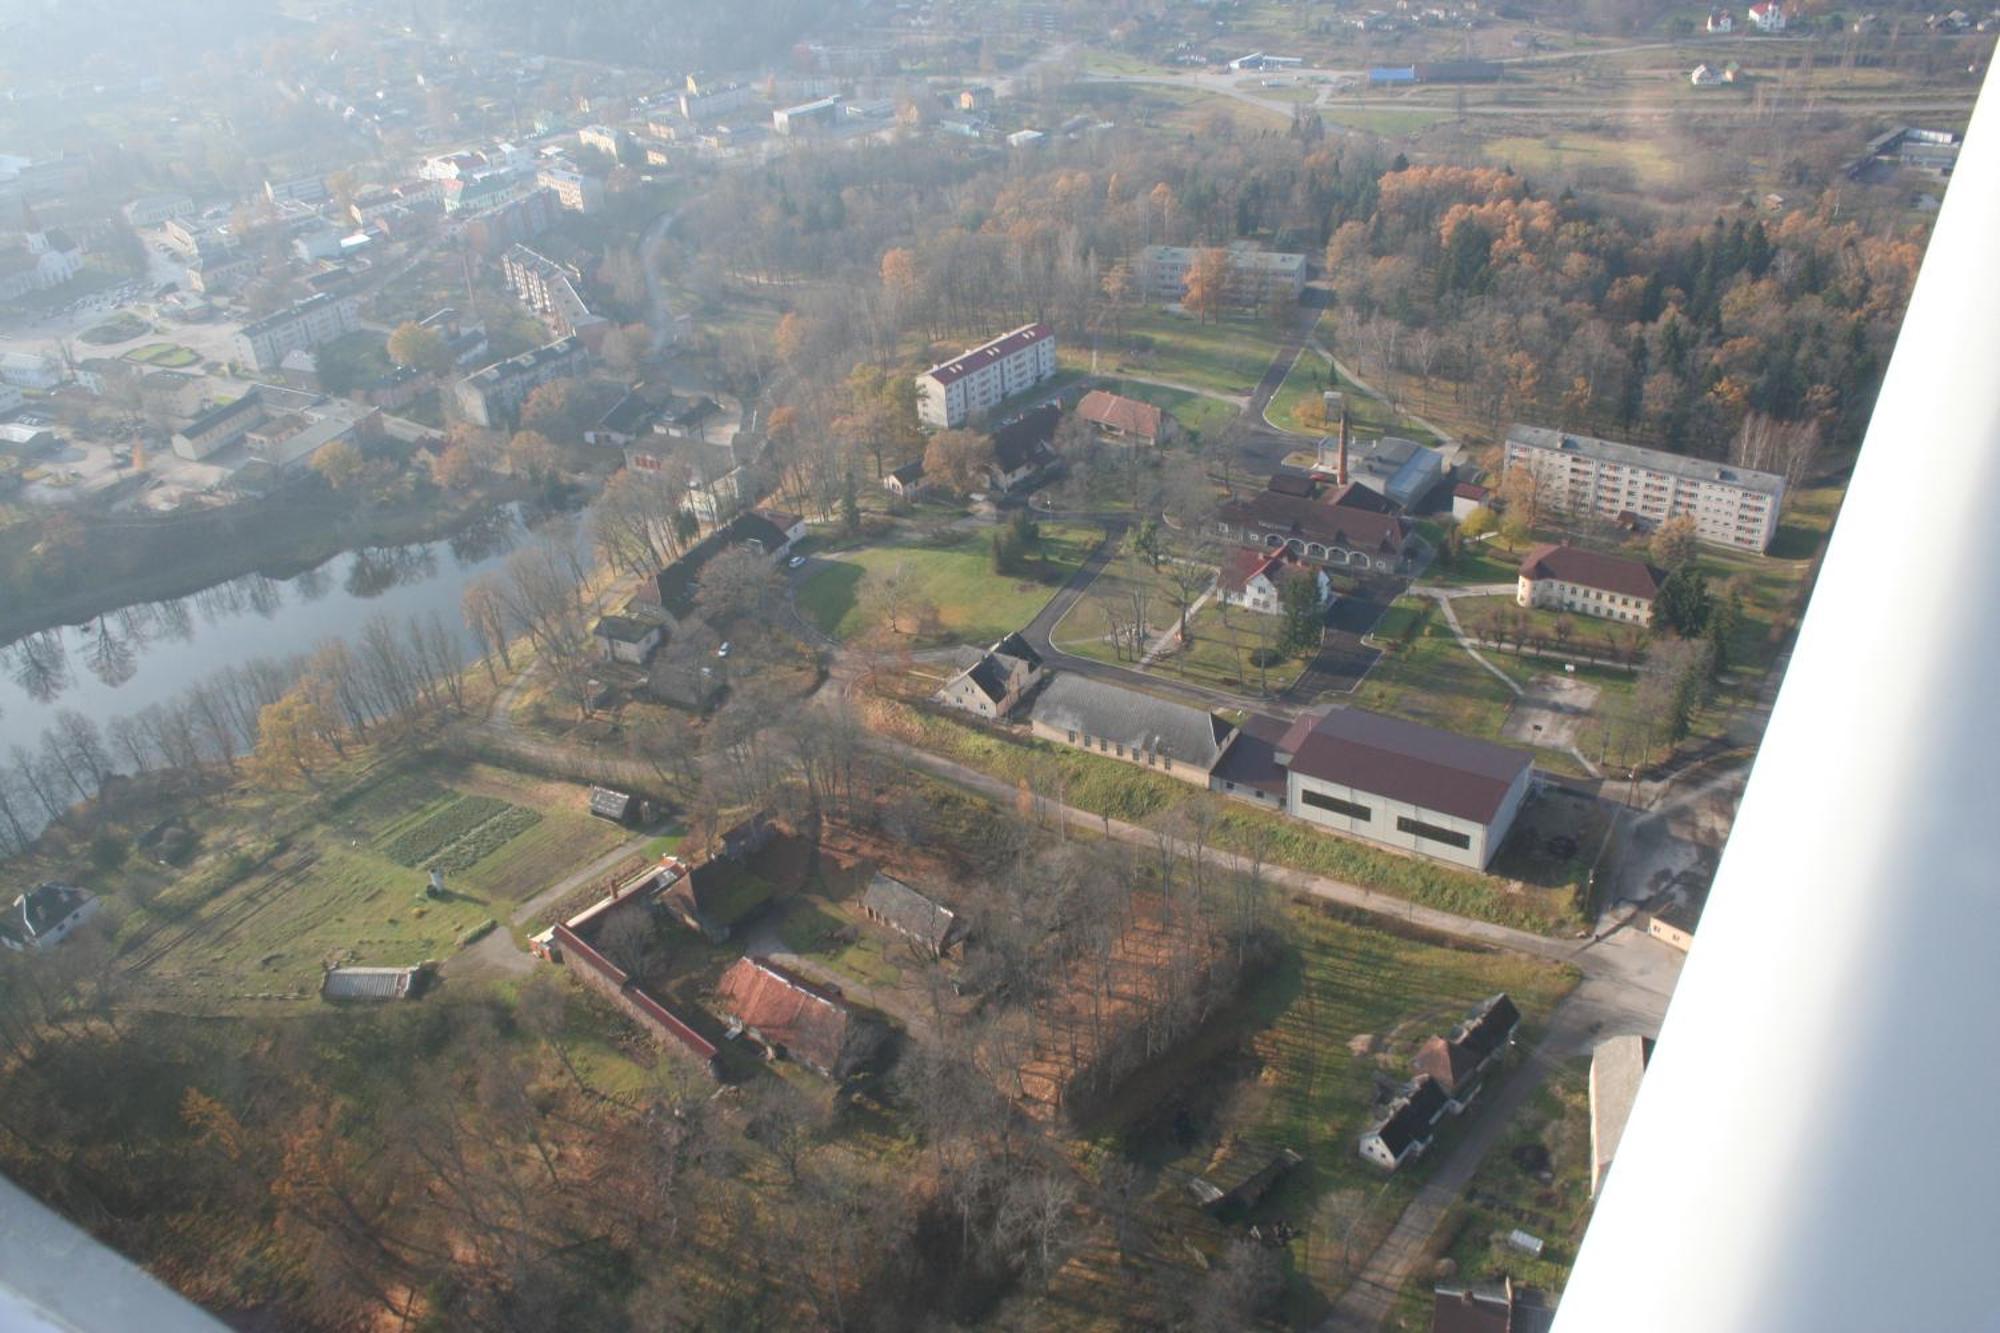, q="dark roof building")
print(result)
[1215,489,1413,572]
[1360,1075,1451,1169]
[1433,1276,1555,1333]
[859,874,962,955]
[1518,543,1666,603]
[1278,709,1531,827]
[588,787,638,822]
[990,404,1060,481]
[0,883,99,952]
[1029,674,1236,776]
